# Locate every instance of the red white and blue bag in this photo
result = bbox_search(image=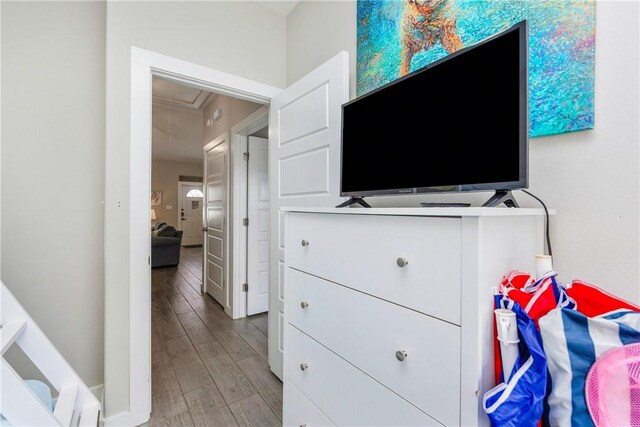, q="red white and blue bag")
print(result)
[483,296,547,427]
[493,271,574,386]
[488,272,640,426]
[566,279,640,317]
[498,271,575,326]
